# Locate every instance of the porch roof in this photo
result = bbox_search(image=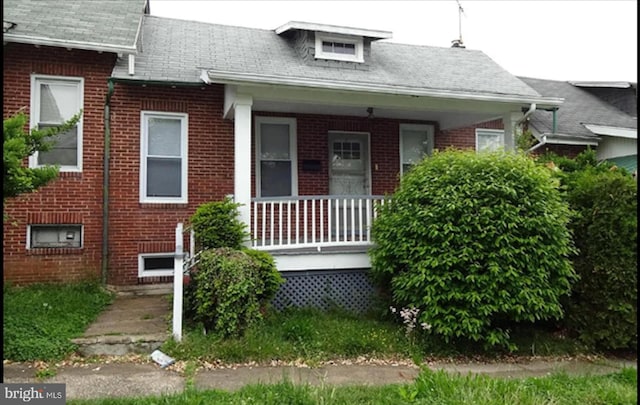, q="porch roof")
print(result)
[111,15,561,108]
[520,77,638,139]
